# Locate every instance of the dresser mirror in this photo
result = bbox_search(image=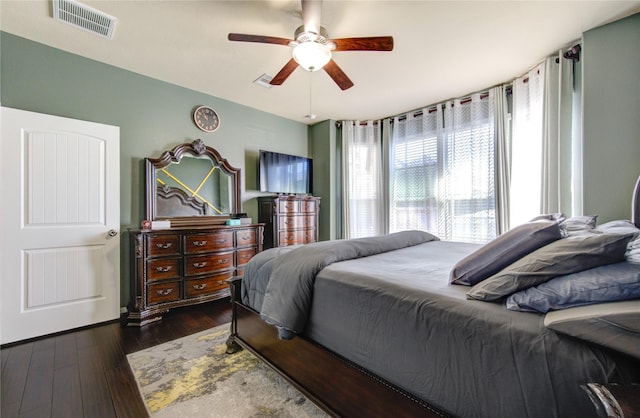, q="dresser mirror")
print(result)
[146,139,241,226]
